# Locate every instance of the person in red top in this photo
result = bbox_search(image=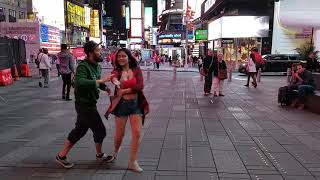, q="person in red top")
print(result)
[105,48,149,172]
